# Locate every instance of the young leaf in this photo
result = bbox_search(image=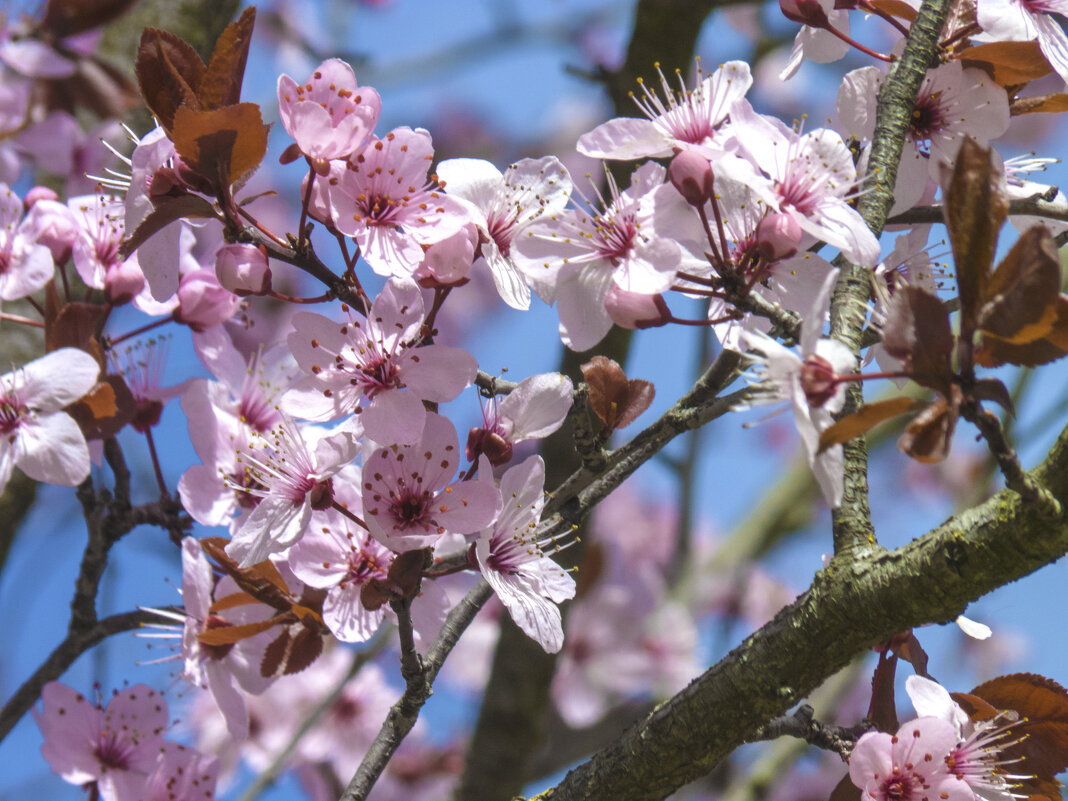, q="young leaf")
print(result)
[971,377,1015,416]
[198,6,257,109]
[42,0,138,39]
[818,396,918,454]
[978,225,1061,344]
[582,355,655,431]
[960,40,1053,86]
[880,287,954,393]
[171,102,268,188]
[197,616,278,647]
[942,137,1007,335]
[119,194,220,259]
[135,27,204,133]
[897,392,960,463]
